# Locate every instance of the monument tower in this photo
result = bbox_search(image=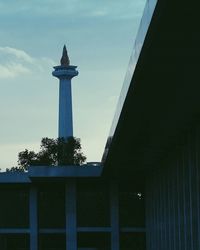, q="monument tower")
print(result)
[52,45,78,139]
